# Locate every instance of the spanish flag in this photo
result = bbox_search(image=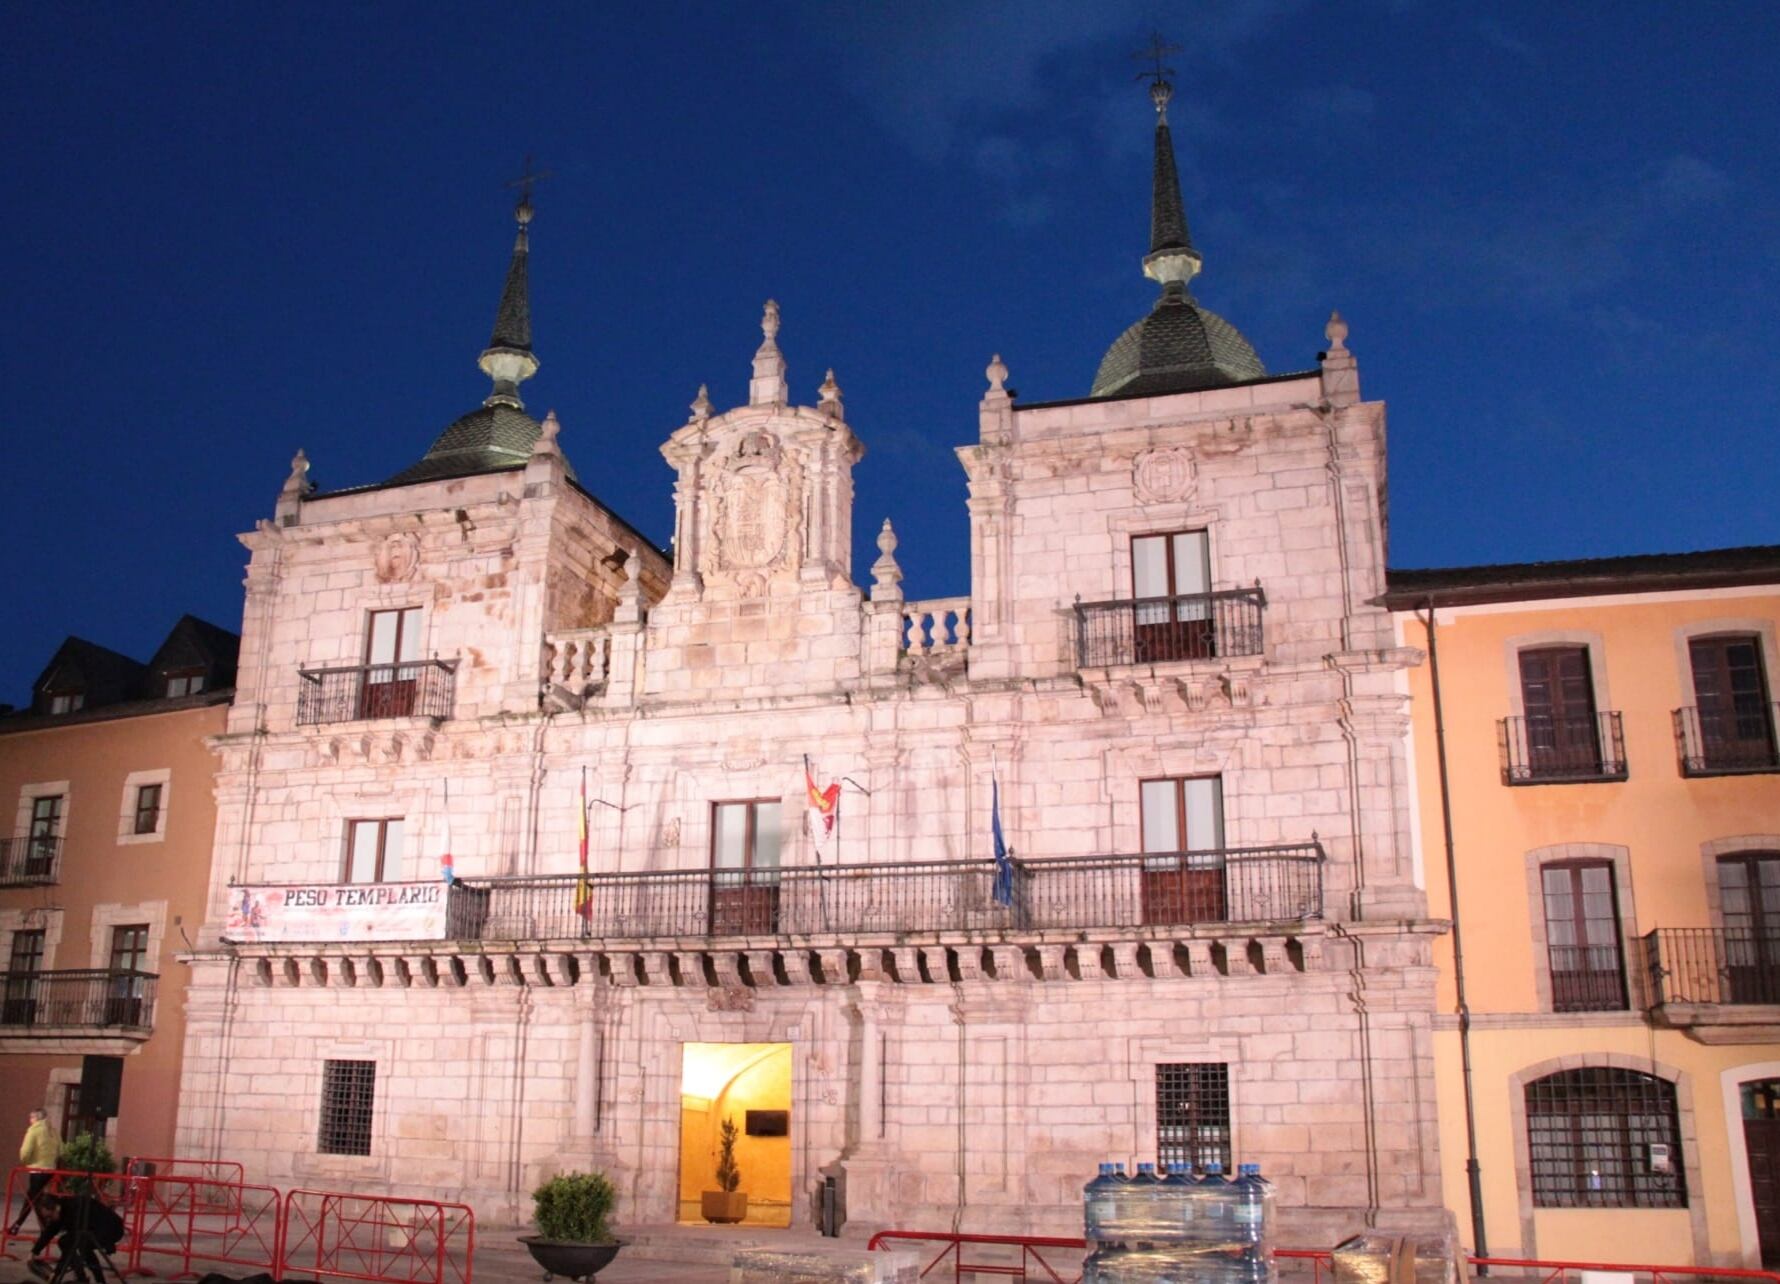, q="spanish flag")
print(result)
[575,767,593,923]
